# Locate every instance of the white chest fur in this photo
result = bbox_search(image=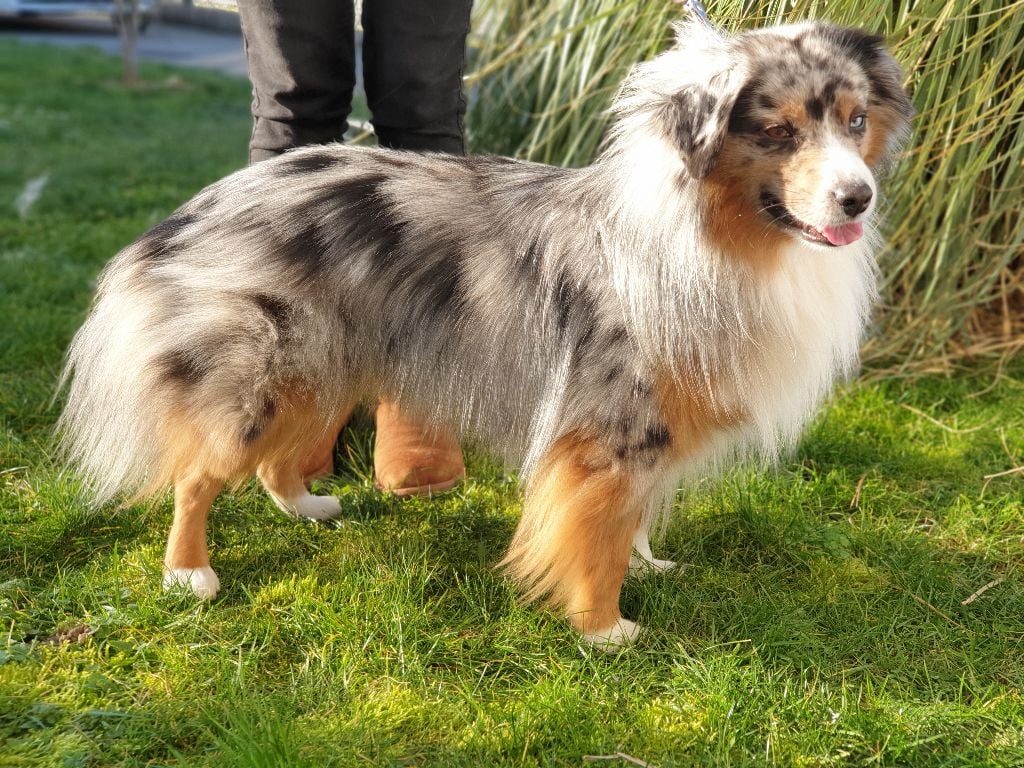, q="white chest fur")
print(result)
[681,239,877,479]
[747,241,876,443]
